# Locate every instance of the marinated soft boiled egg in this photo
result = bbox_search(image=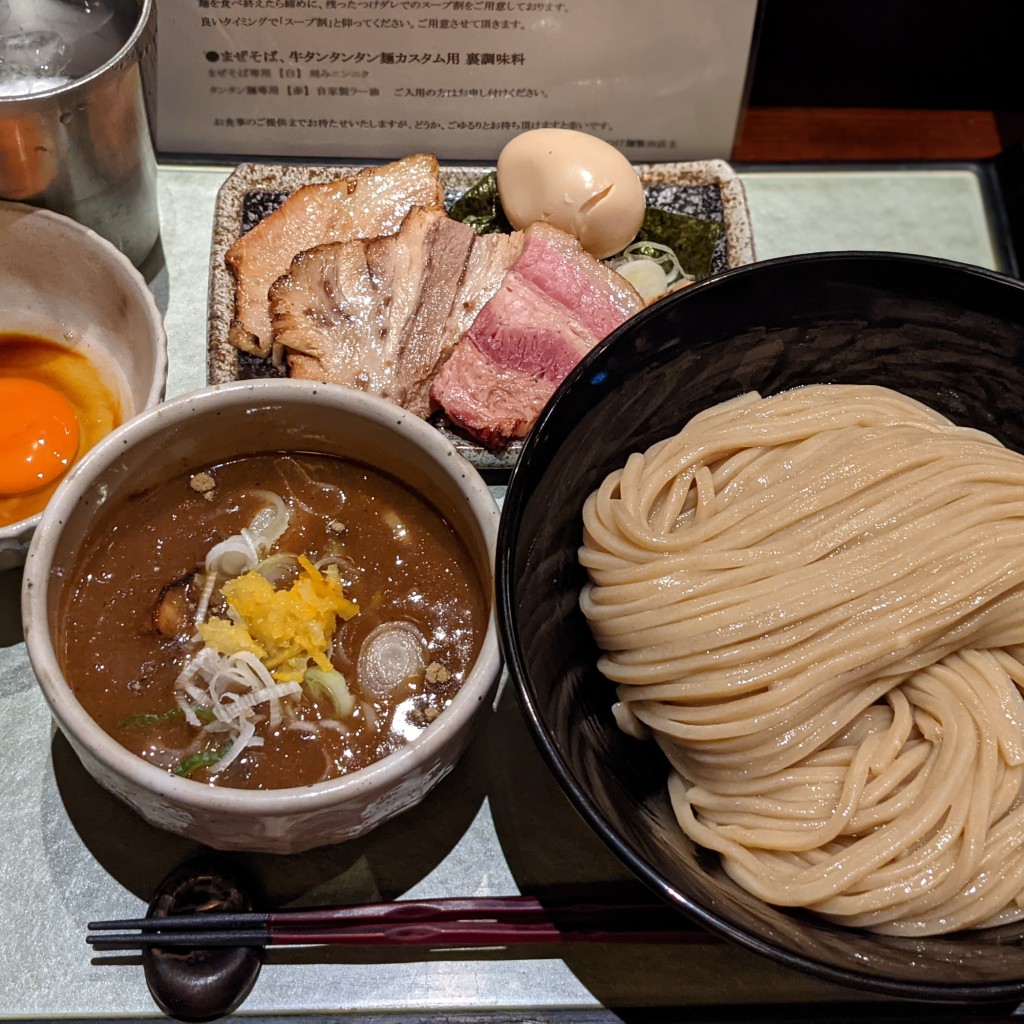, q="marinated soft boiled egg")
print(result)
[0,377,79,495]
[496,128,646,260]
